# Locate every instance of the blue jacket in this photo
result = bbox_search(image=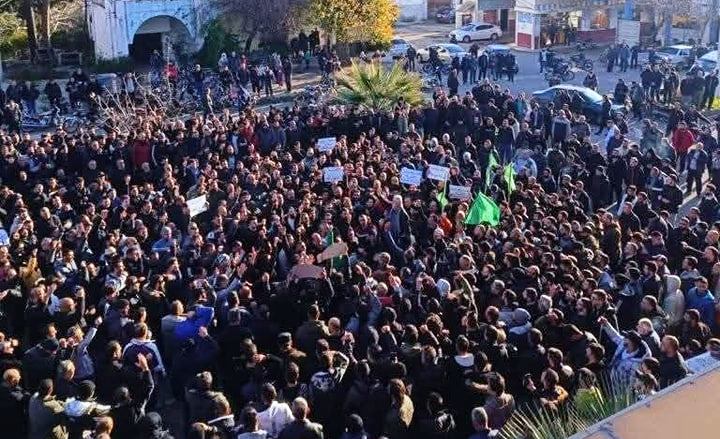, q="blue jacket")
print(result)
[686,288,716,326]
[175,305,214,342]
